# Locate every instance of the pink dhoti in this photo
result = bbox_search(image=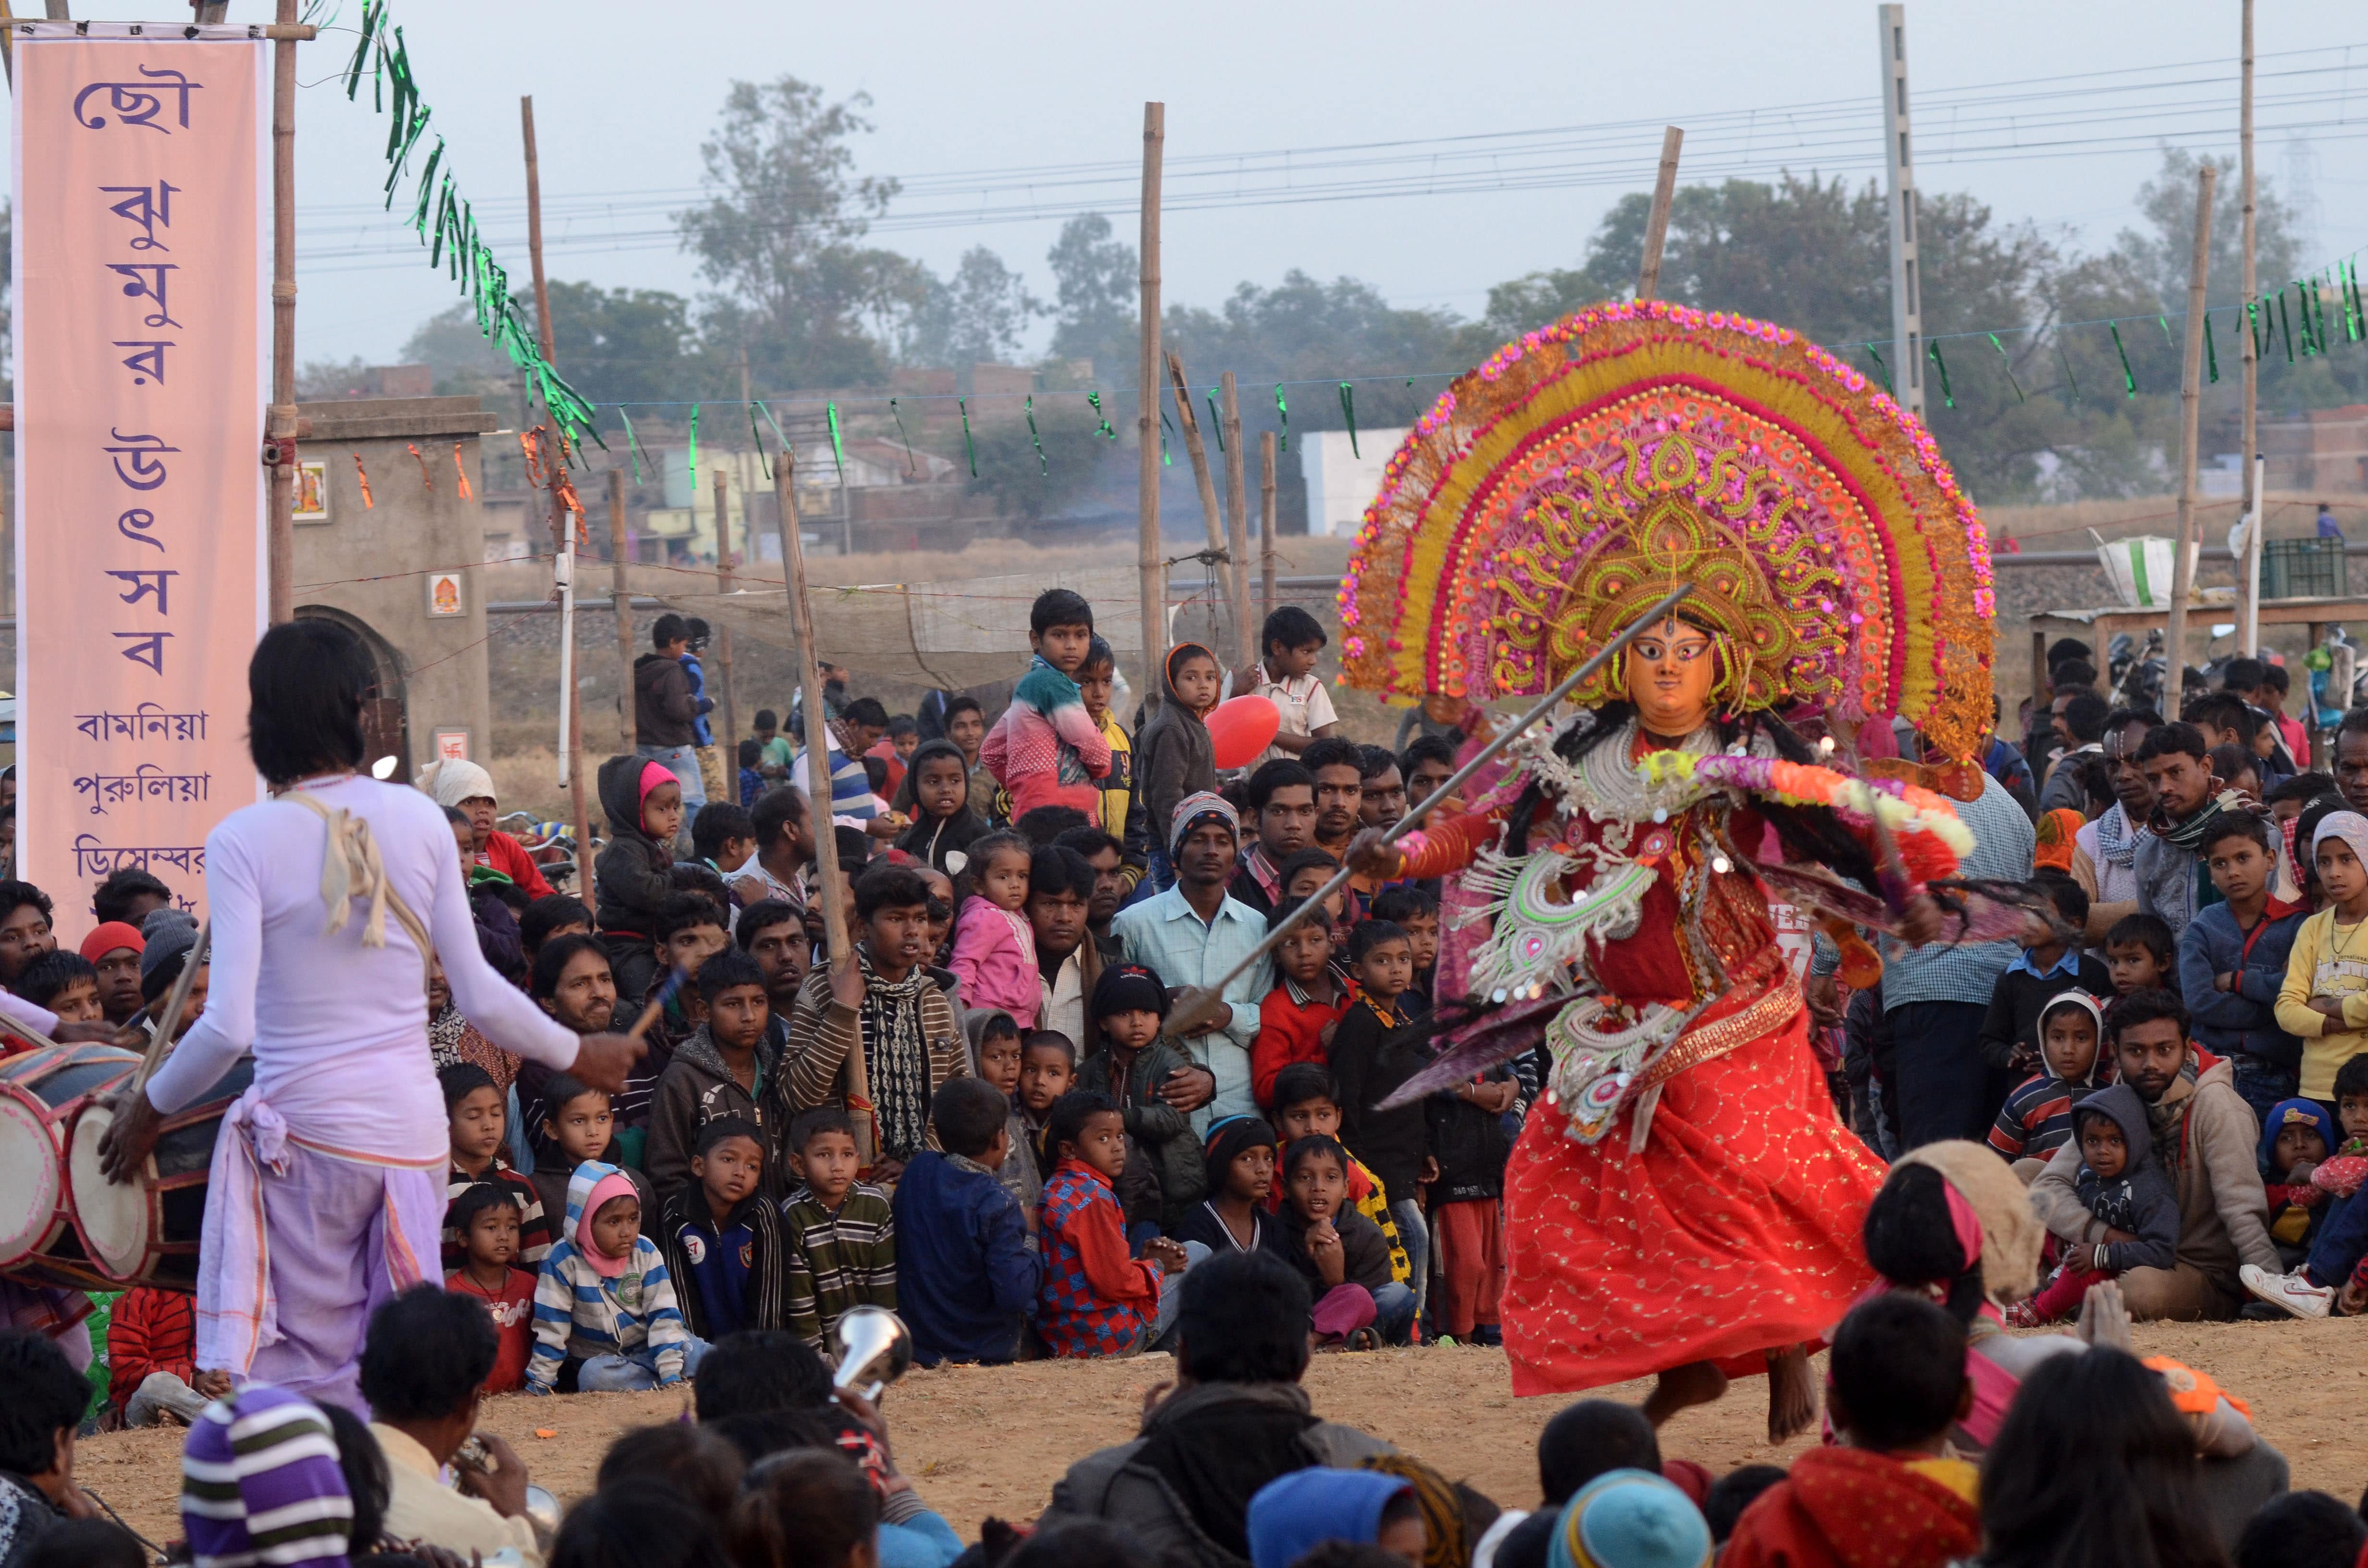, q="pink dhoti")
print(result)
[195,1089,444,1414]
